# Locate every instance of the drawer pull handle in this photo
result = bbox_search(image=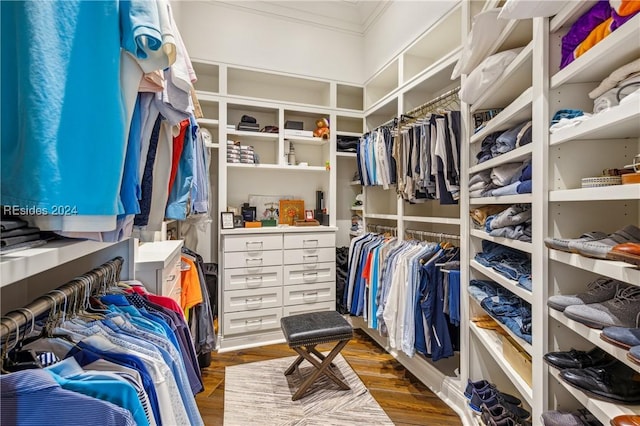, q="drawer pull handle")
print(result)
[246,258,263,265]
[303,239,319,246]
[165,274,177,282]
[245,297,263,305]
[303,291,318,298]
[303,255,318,263]
[245,241,264,250]
[245,319,263,326]
[245,276,263,287]
[302,271,318,279]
